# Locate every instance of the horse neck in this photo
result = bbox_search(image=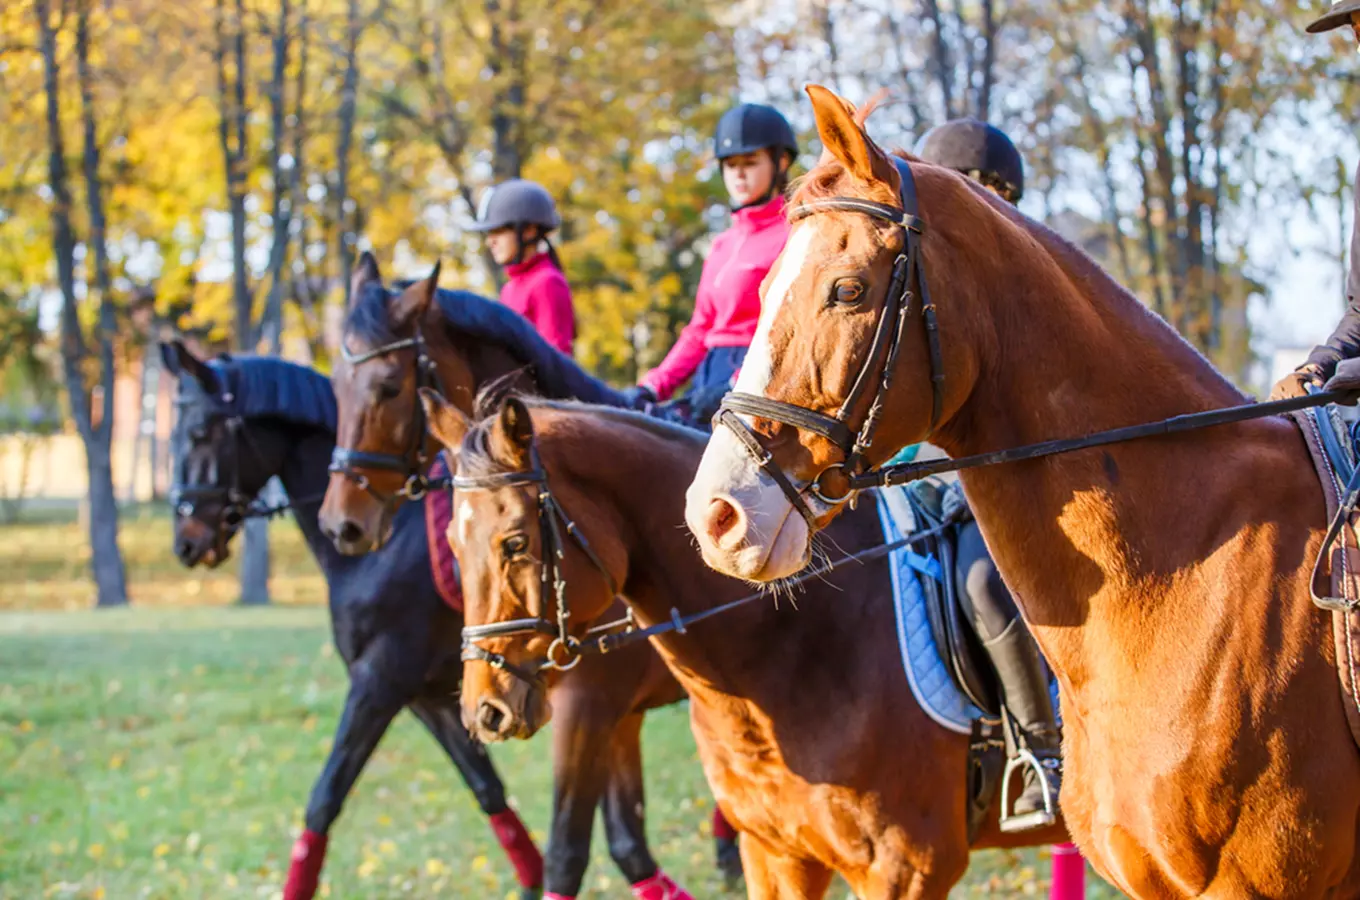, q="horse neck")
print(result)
[273,424,355,574]
[548,411,845,687]
[932,216,1271,667]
